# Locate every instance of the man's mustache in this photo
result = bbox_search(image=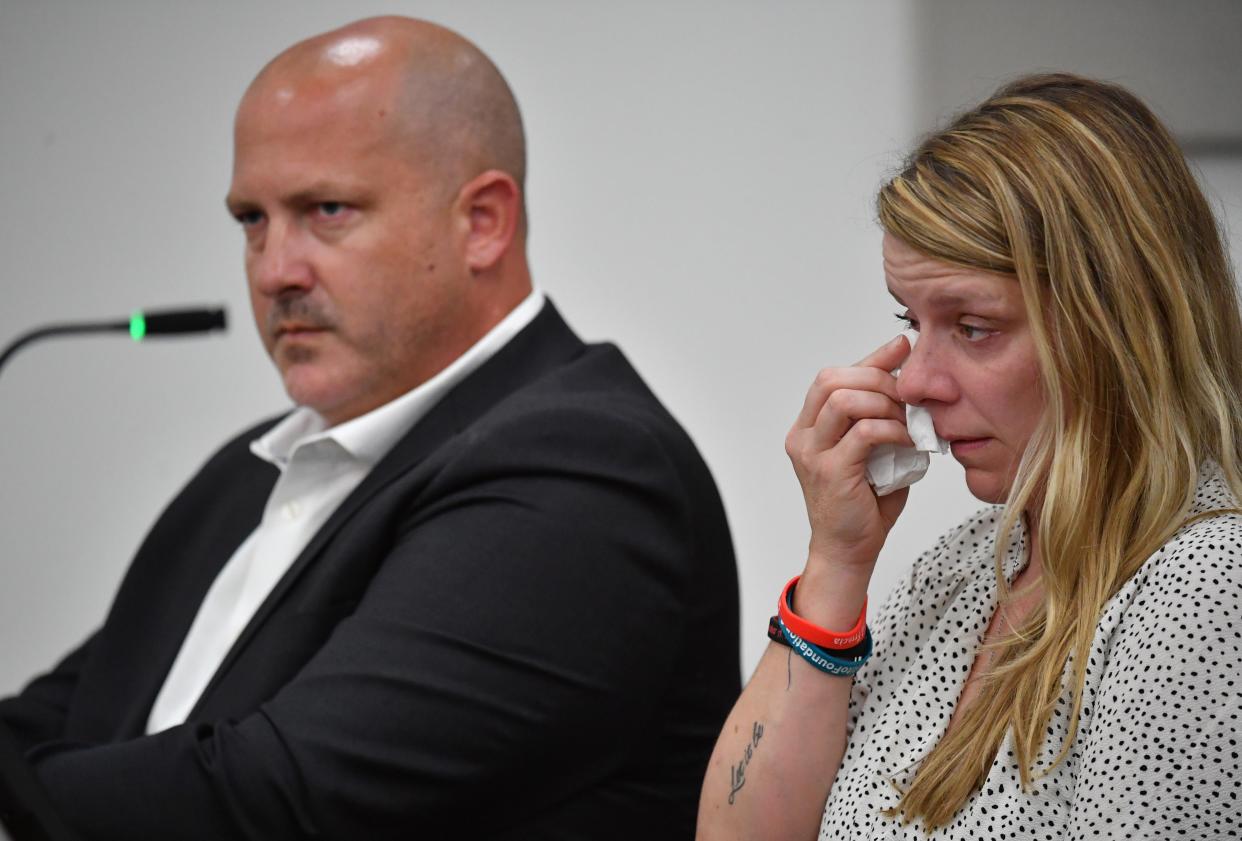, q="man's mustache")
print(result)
[267,292,337,334]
